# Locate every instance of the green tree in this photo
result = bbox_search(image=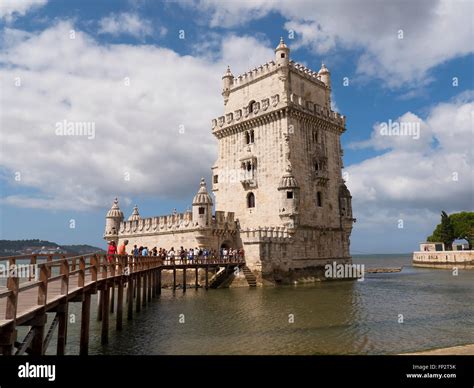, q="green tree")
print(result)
[450,212,474,249]
[427,211,455,250]
[427,211,474,250]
